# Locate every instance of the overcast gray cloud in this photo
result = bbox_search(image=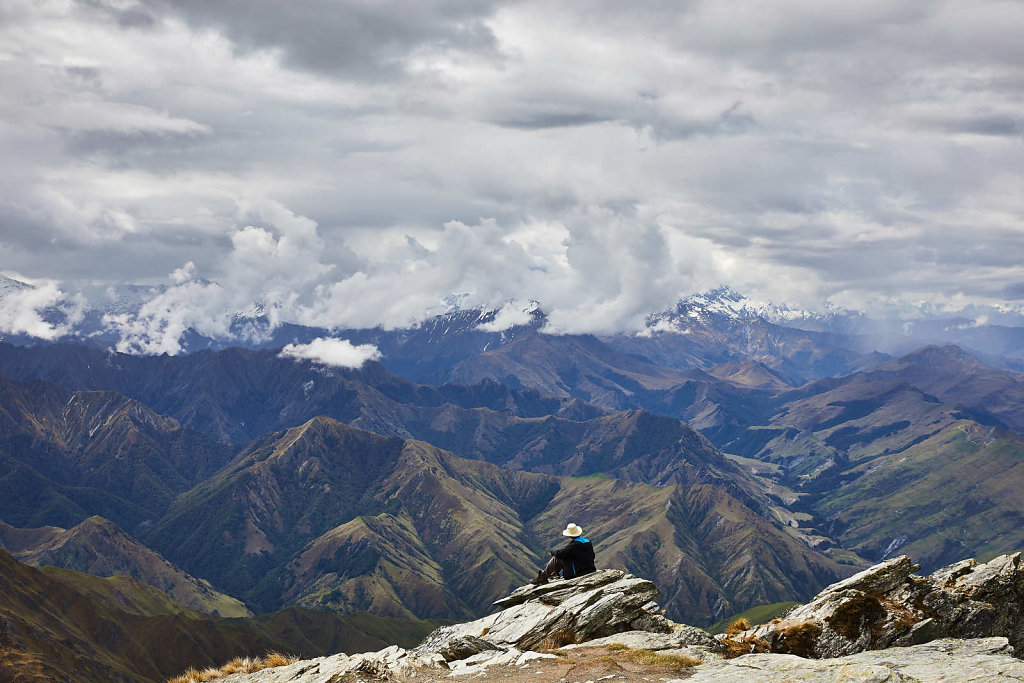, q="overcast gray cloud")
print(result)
[0,0,1022,349]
